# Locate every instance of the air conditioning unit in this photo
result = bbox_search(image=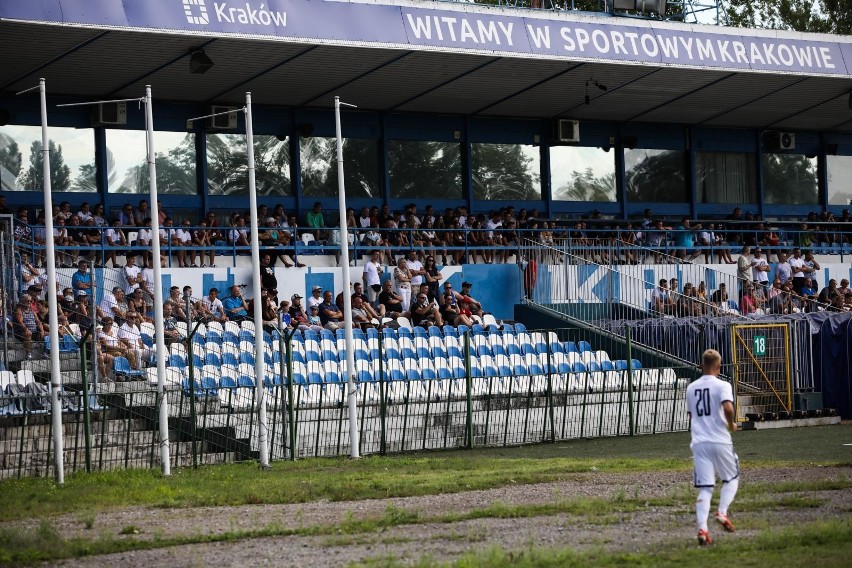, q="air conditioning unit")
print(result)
[92,102,127,126]
[768,131,796,151]
[206,106,239,129]
[553,119,580,143]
